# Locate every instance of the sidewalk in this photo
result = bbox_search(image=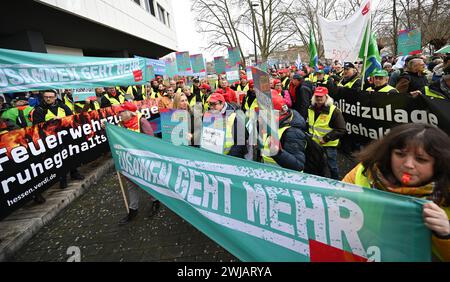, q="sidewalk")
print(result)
[0,154,115,261]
